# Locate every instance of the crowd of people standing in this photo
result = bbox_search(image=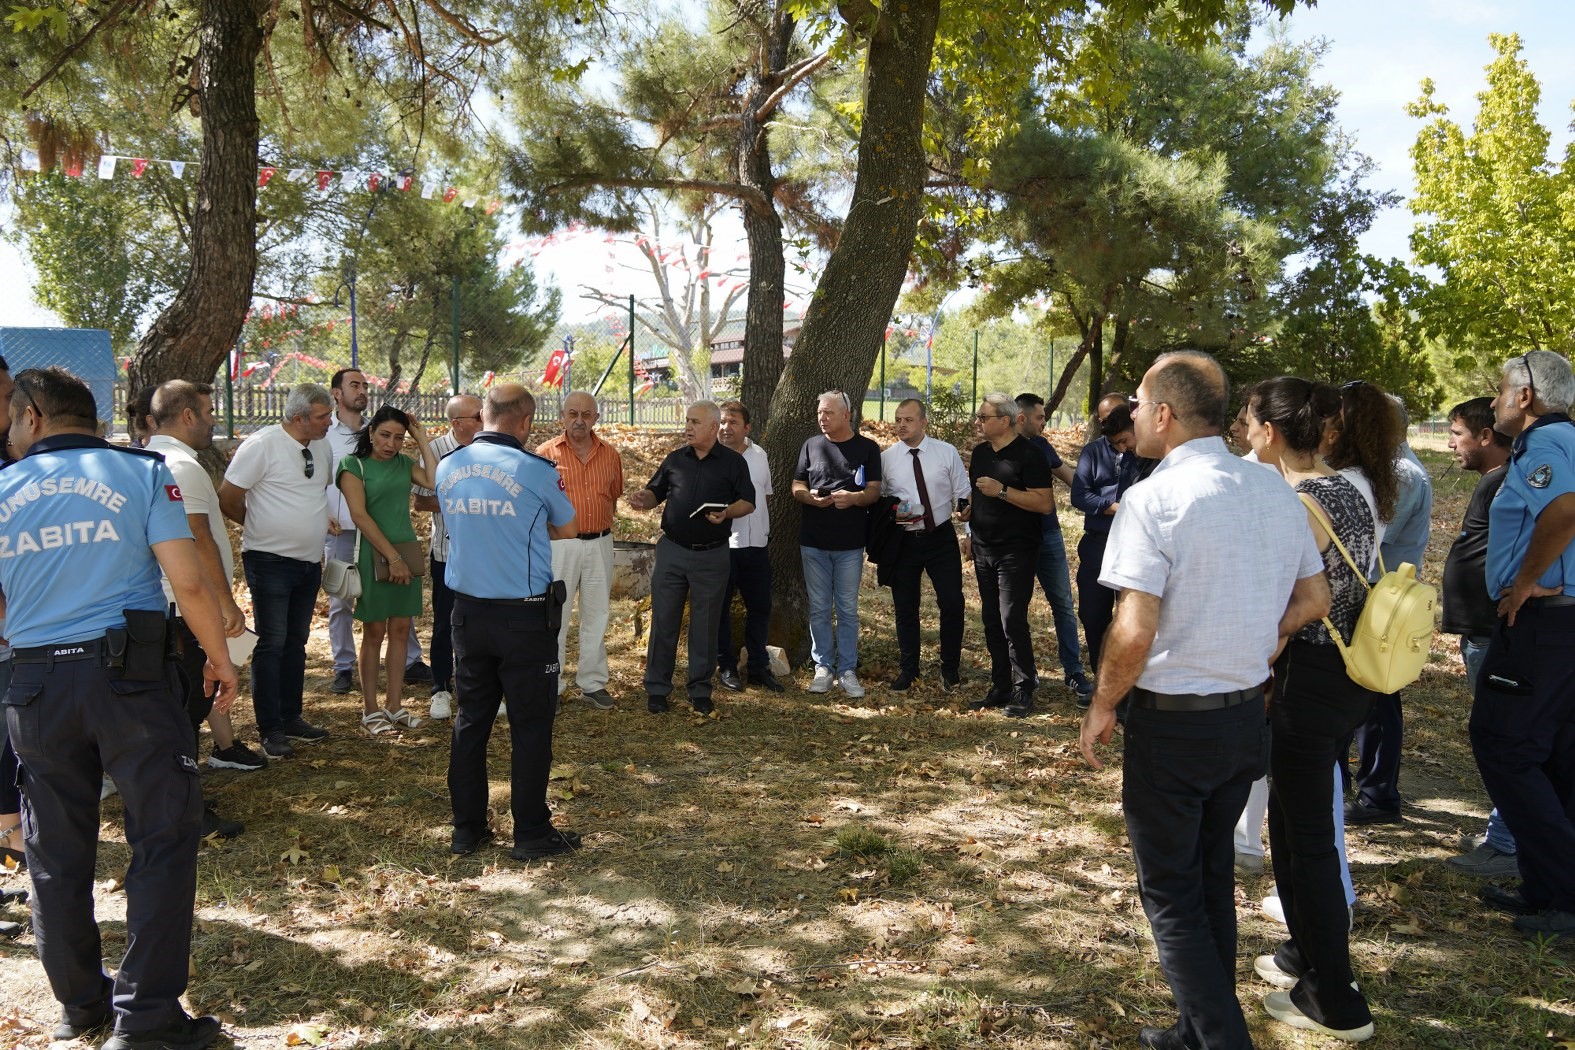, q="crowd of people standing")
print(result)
[2,345,1572,1050]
